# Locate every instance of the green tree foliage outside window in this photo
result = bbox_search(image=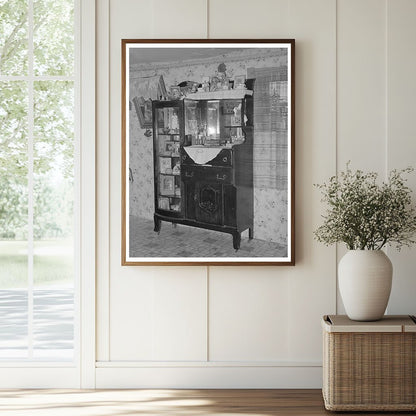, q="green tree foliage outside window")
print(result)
[0,0,74,240]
